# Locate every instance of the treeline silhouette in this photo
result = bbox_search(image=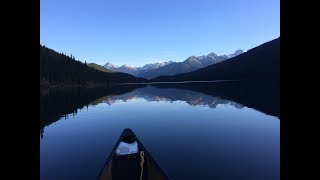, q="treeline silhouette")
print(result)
[40,45,145,87]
